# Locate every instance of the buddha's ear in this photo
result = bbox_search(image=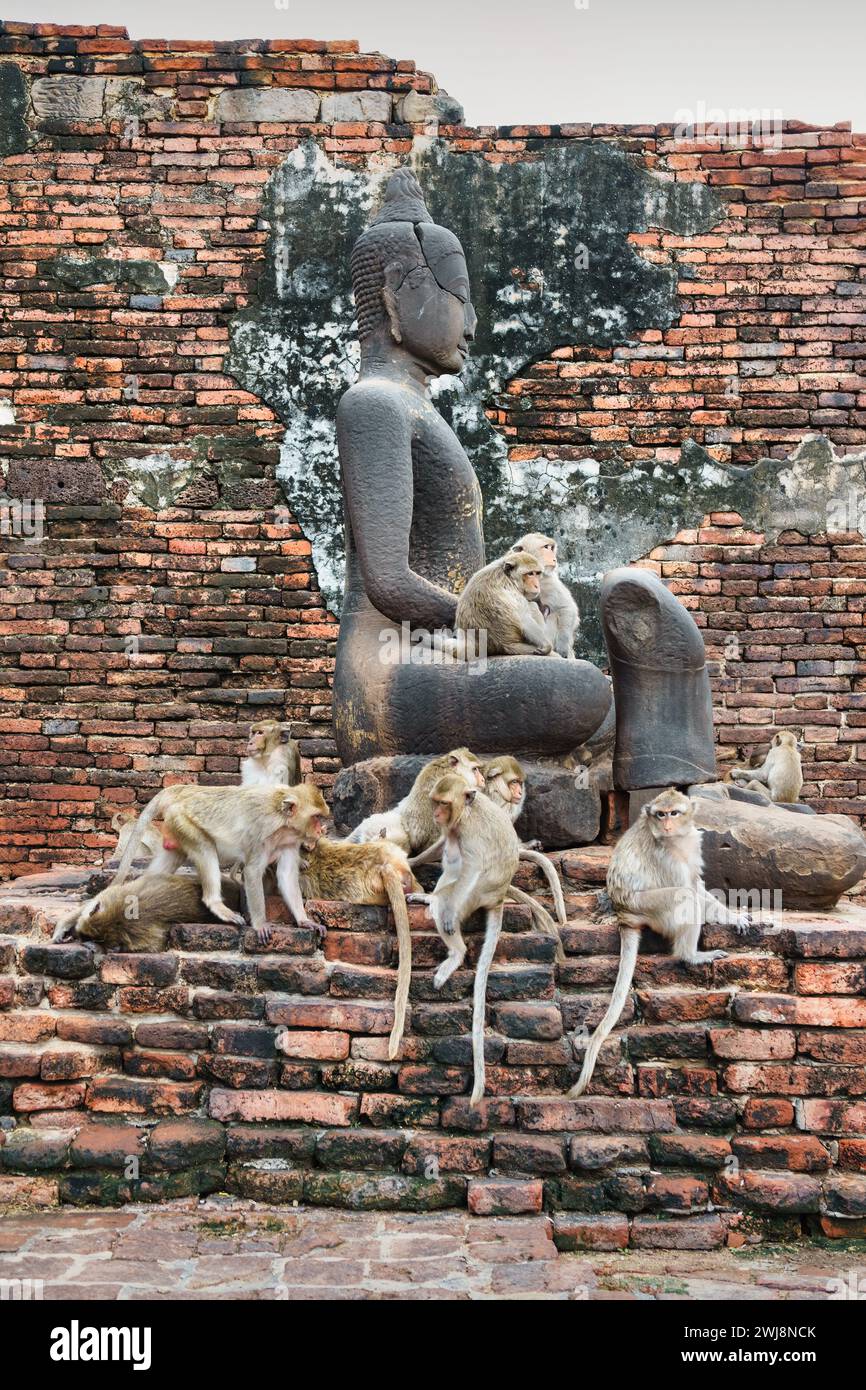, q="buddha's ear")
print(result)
[383,260,404,343]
